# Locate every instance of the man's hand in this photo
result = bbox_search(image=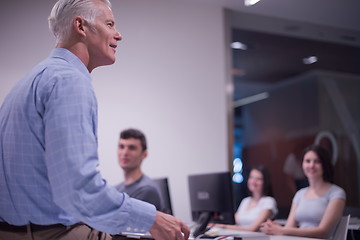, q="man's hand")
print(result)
[149,211,190,240]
